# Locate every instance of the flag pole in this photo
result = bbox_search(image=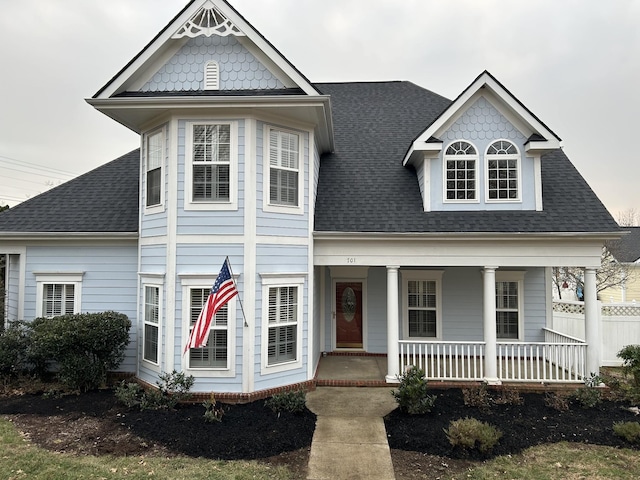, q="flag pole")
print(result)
[225,256,248,327]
